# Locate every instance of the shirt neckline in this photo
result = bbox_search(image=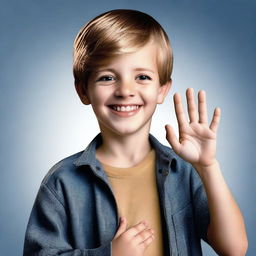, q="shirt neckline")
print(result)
[101,149,155,178]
